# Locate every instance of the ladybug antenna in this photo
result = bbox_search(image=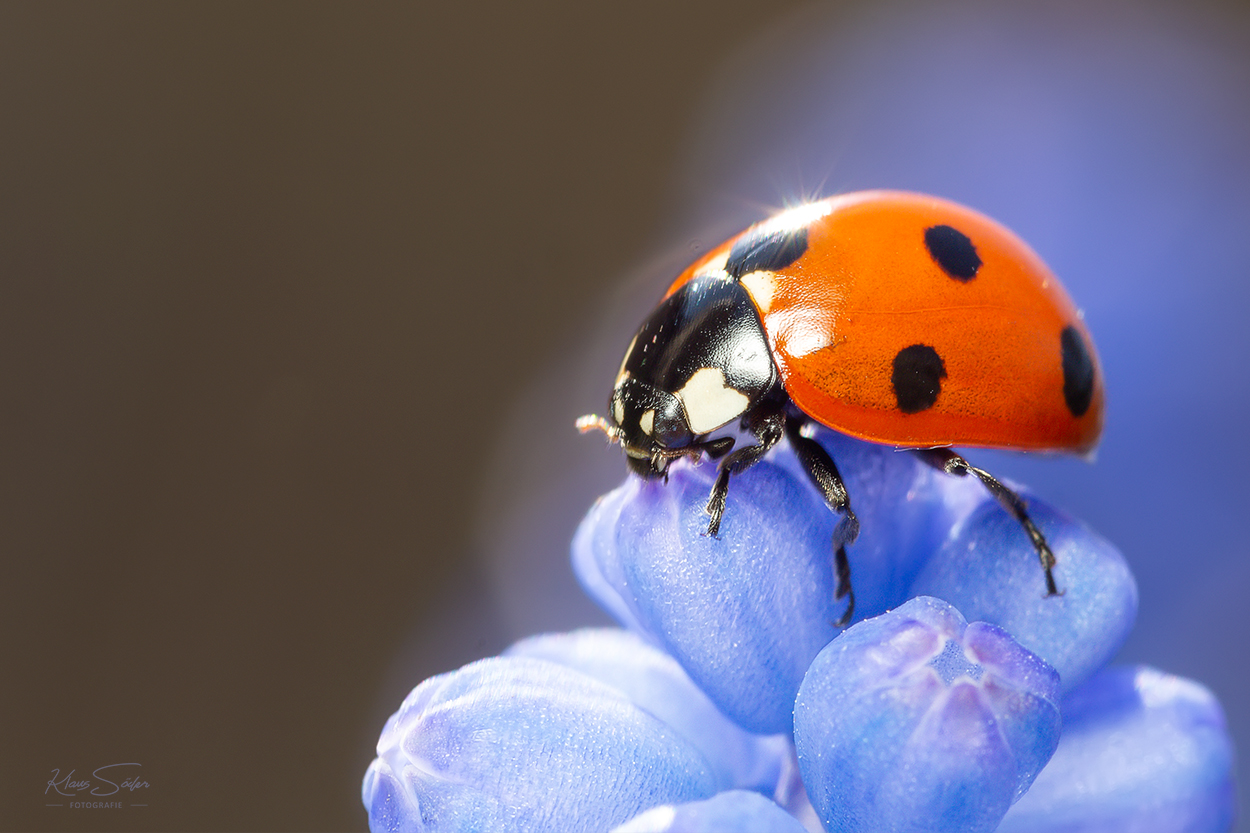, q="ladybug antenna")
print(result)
[576,414,623,444]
